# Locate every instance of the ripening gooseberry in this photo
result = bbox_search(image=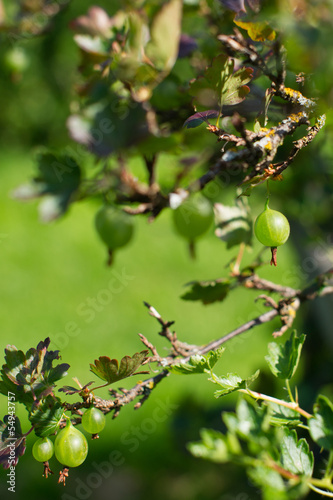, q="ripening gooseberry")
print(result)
[254,201,290,266]
[172,194,214,240]
[54,419,88,468]
[172,194,214,258]
[32,437,54,463]
[81,407,106,435]
[95,206,134,251]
